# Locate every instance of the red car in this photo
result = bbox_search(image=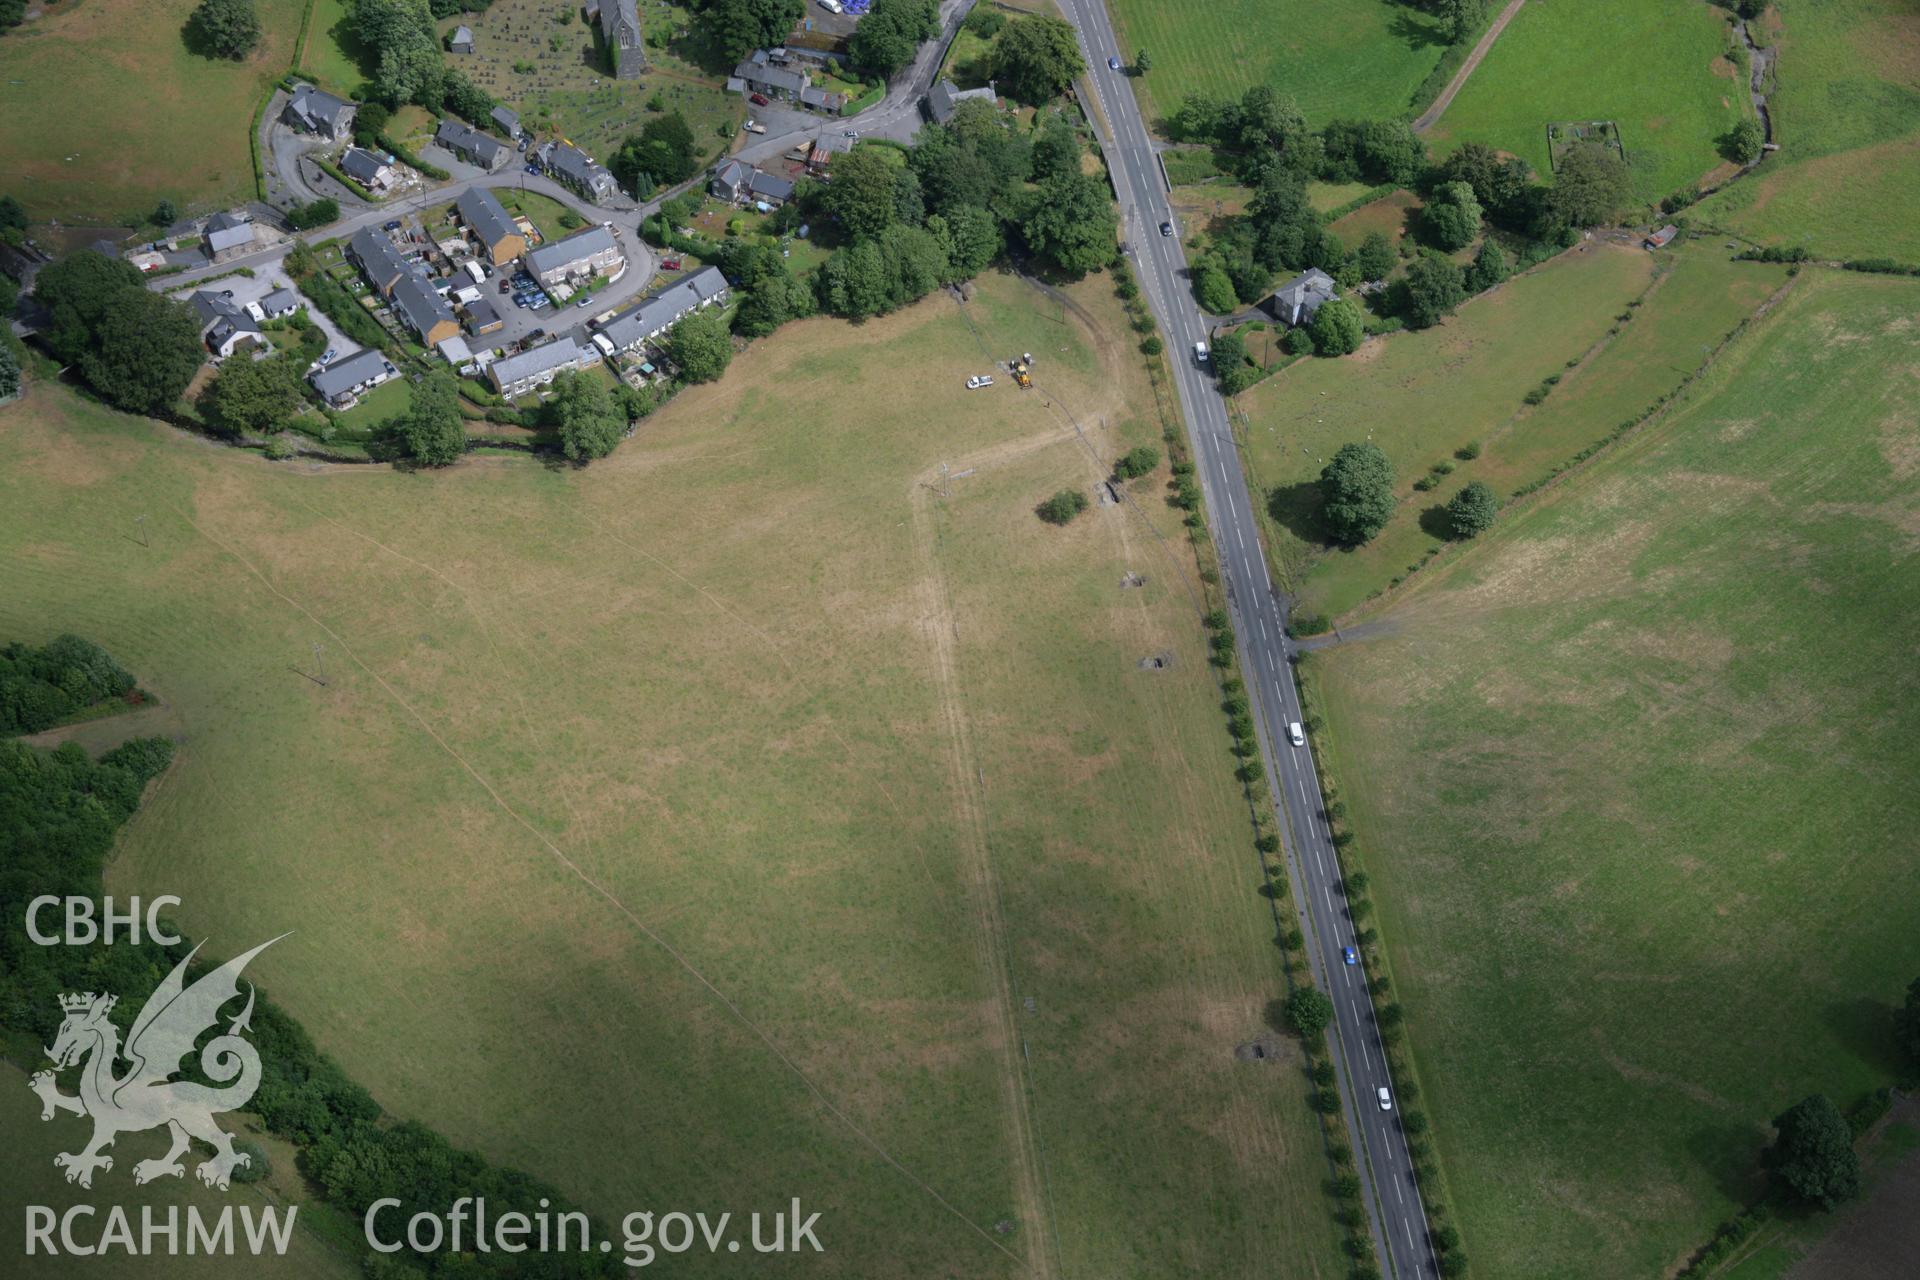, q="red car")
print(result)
[749,92,770,106]
[660,258,682,270]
